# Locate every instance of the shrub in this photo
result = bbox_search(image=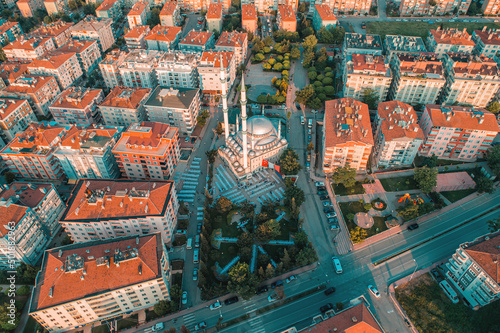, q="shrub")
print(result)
[322,77,333,85]
[257,95,267,103]
[317,74,325,81]
[268,58,276,65]
[276,55,283,62]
